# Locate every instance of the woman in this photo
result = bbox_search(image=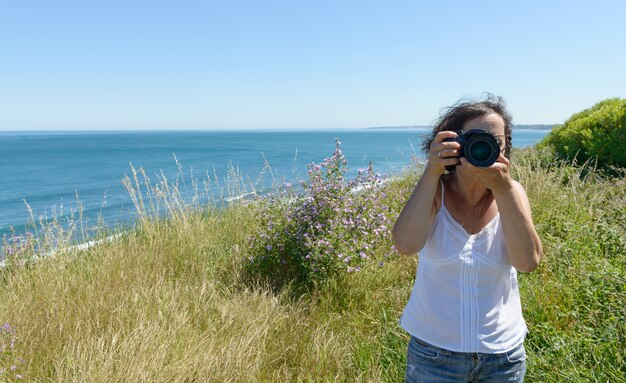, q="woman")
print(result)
[392,95,542,382]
